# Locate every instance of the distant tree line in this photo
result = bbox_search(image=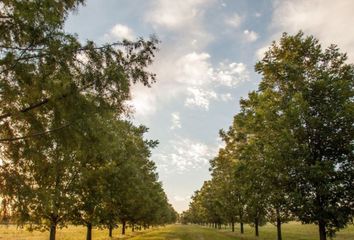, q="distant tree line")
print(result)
[181,32,354,240]
[0,1,177,240]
